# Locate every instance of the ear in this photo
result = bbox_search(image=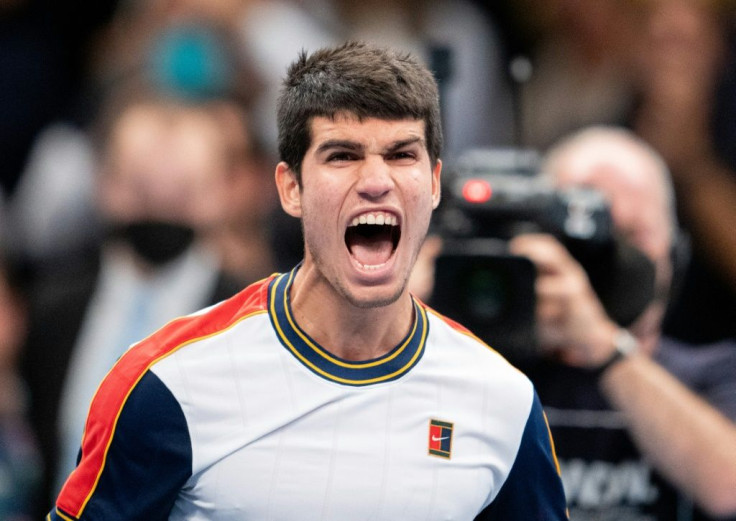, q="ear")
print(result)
[275,161,302,218]
[431,159,442,209]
